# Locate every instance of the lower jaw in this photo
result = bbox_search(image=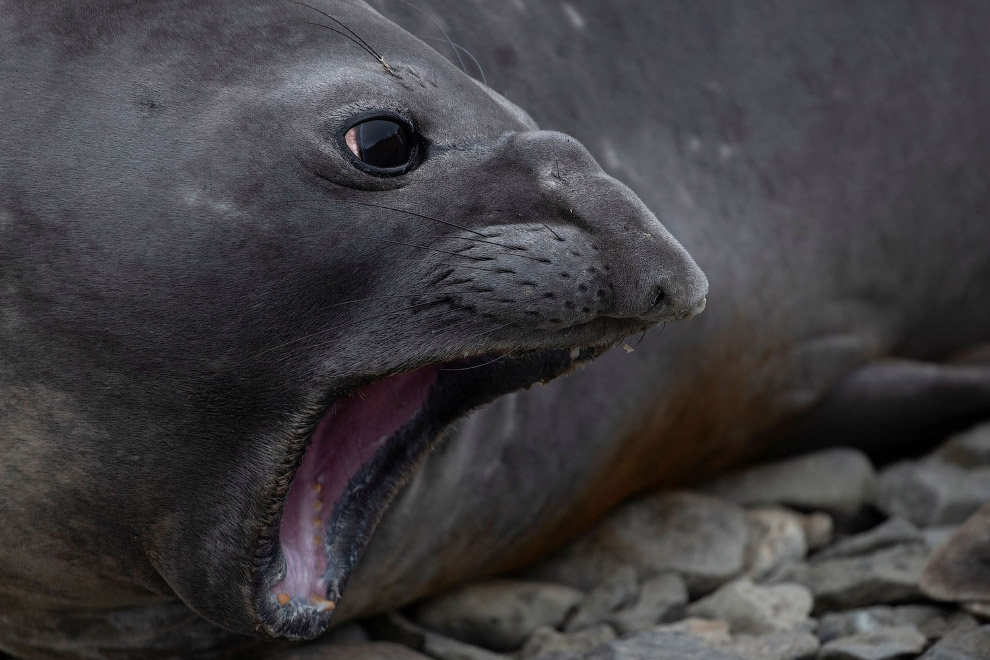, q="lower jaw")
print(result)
[252,346,605,639]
